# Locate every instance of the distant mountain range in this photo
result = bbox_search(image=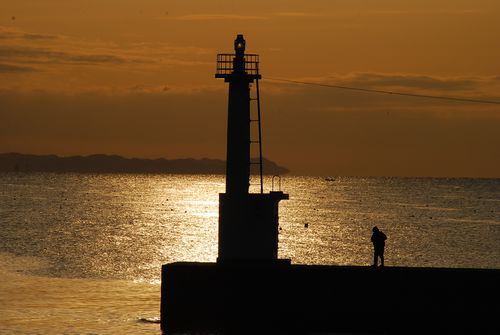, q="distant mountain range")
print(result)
[0,153,289,175]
